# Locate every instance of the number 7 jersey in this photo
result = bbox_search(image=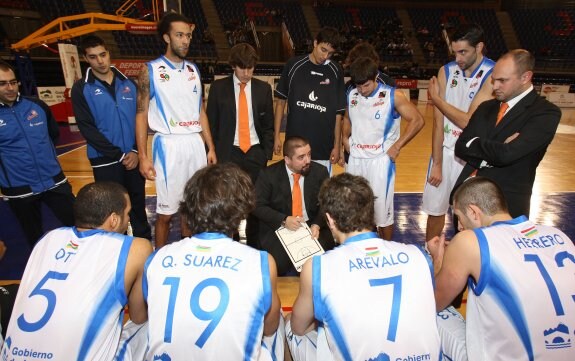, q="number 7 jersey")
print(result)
[143,233,274,360]
[467,216,575,360]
